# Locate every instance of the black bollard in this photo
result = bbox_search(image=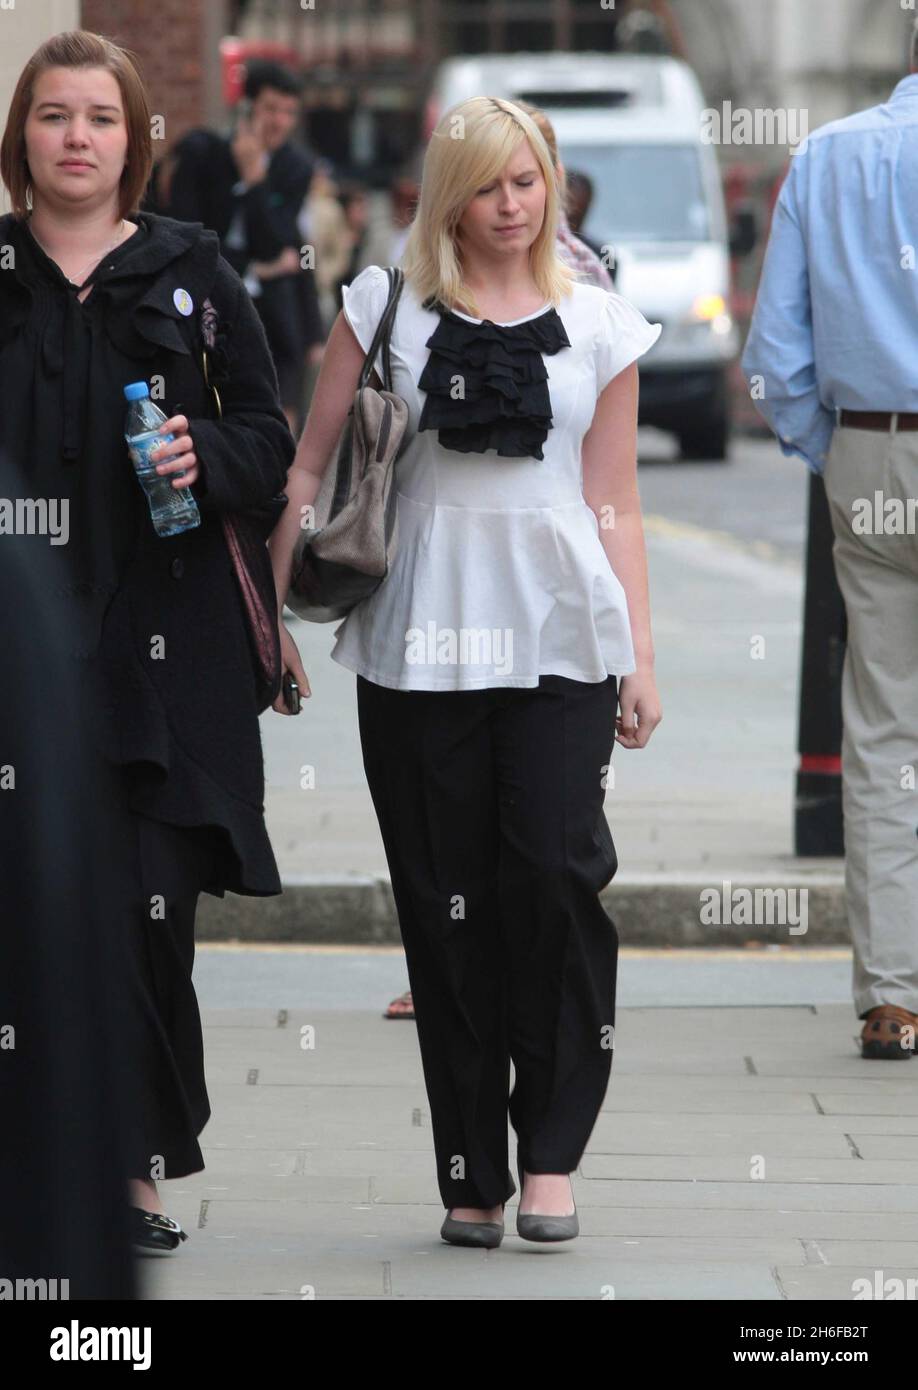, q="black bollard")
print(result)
[794,470,845,855]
